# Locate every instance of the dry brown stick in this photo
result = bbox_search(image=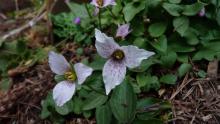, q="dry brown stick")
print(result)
[0,12,46,43]
[170,74,194,100]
